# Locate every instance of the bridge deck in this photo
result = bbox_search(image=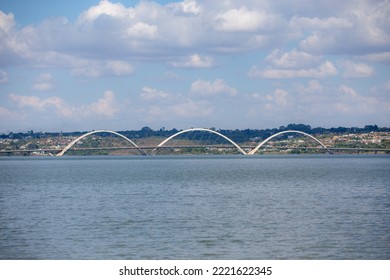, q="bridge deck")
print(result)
[1,146,390,155]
